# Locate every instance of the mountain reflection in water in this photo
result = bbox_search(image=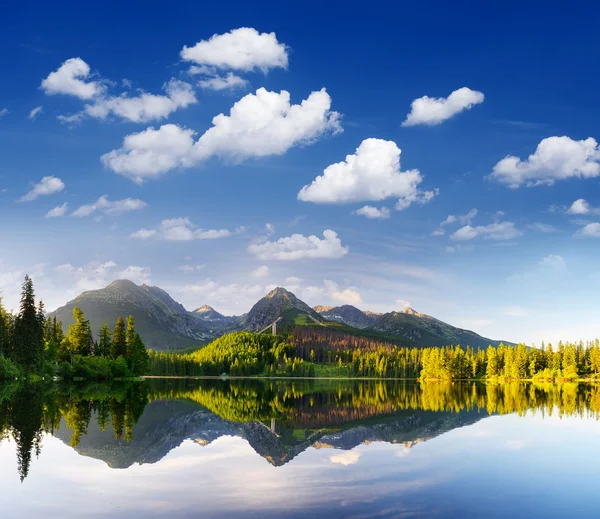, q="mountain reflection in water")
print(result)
[0,379,599,481]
